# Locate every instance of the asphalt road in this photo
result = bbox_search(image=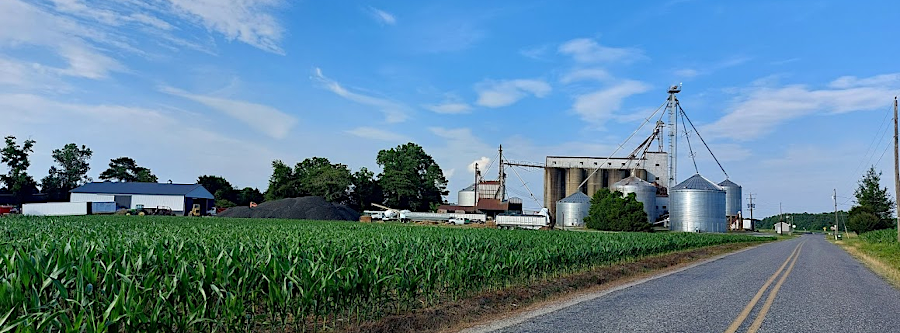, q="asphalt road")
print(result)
[488,234,900,333]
